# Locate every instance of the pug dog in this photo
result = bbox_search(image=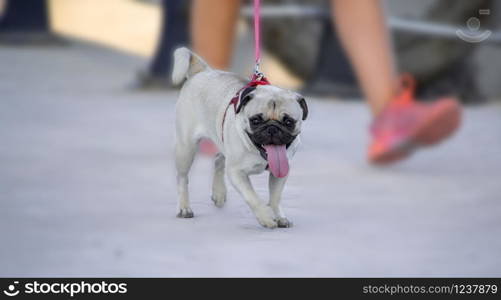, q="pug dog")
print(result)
[172,48,308,228]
